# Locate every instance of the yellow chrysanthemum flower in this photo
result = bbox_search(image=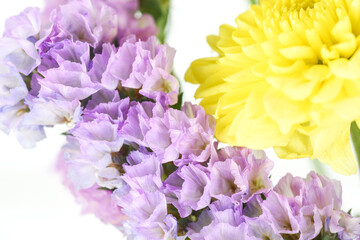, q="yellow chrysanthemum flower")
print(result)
[185,0,360,175]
